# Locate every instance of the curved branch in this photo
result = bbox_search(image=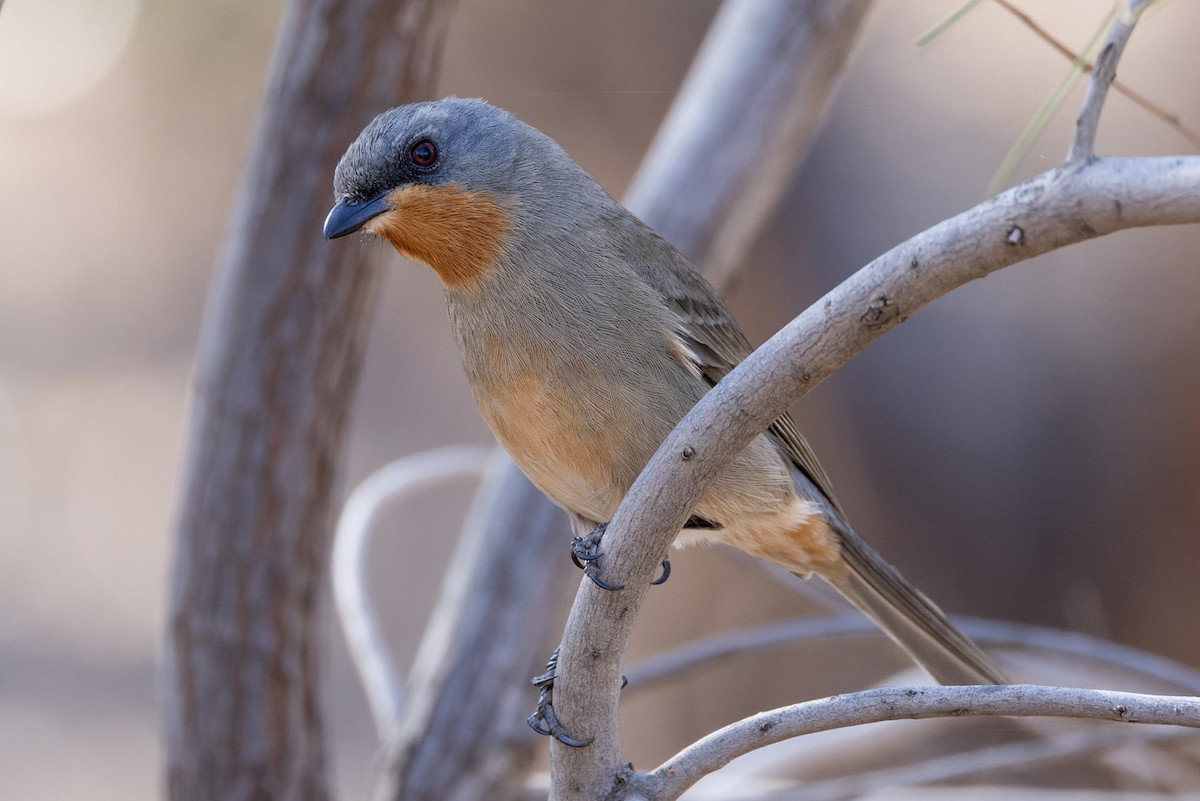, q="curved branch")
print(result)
[553,152,1200,796]
[373,453,574,801]
[644,685,1200,798]
[331,445,491,738]
[550,2,1198,799]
